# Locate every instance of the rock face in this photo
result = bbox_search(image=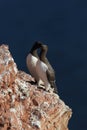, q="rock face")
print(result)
[0,44,72,130]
